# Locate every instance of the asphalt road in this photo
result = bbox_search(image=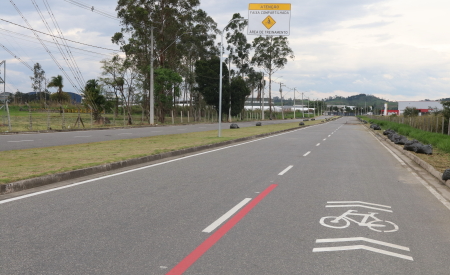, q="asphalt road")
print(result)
[0,117,324,151]
[2,116,450,274]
